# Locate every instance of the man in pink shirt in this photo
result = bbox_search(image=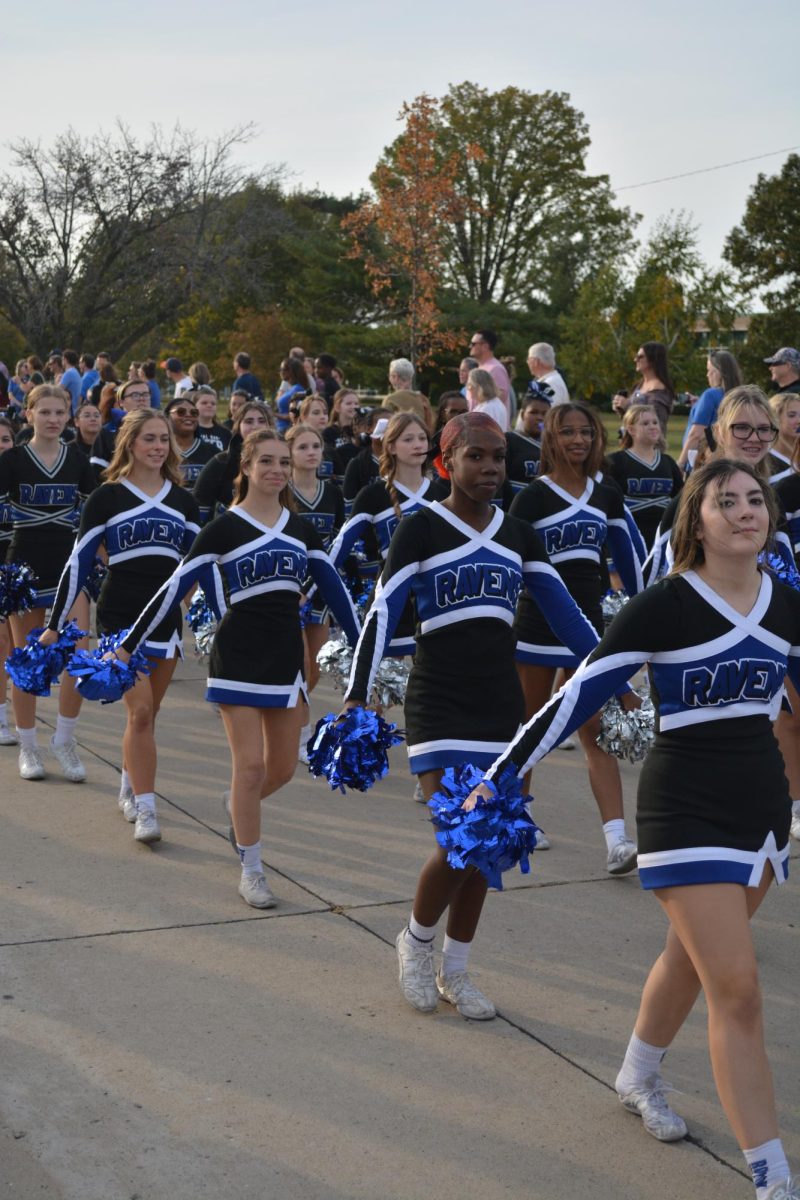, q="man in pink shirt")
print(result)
[468,330,510,418]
